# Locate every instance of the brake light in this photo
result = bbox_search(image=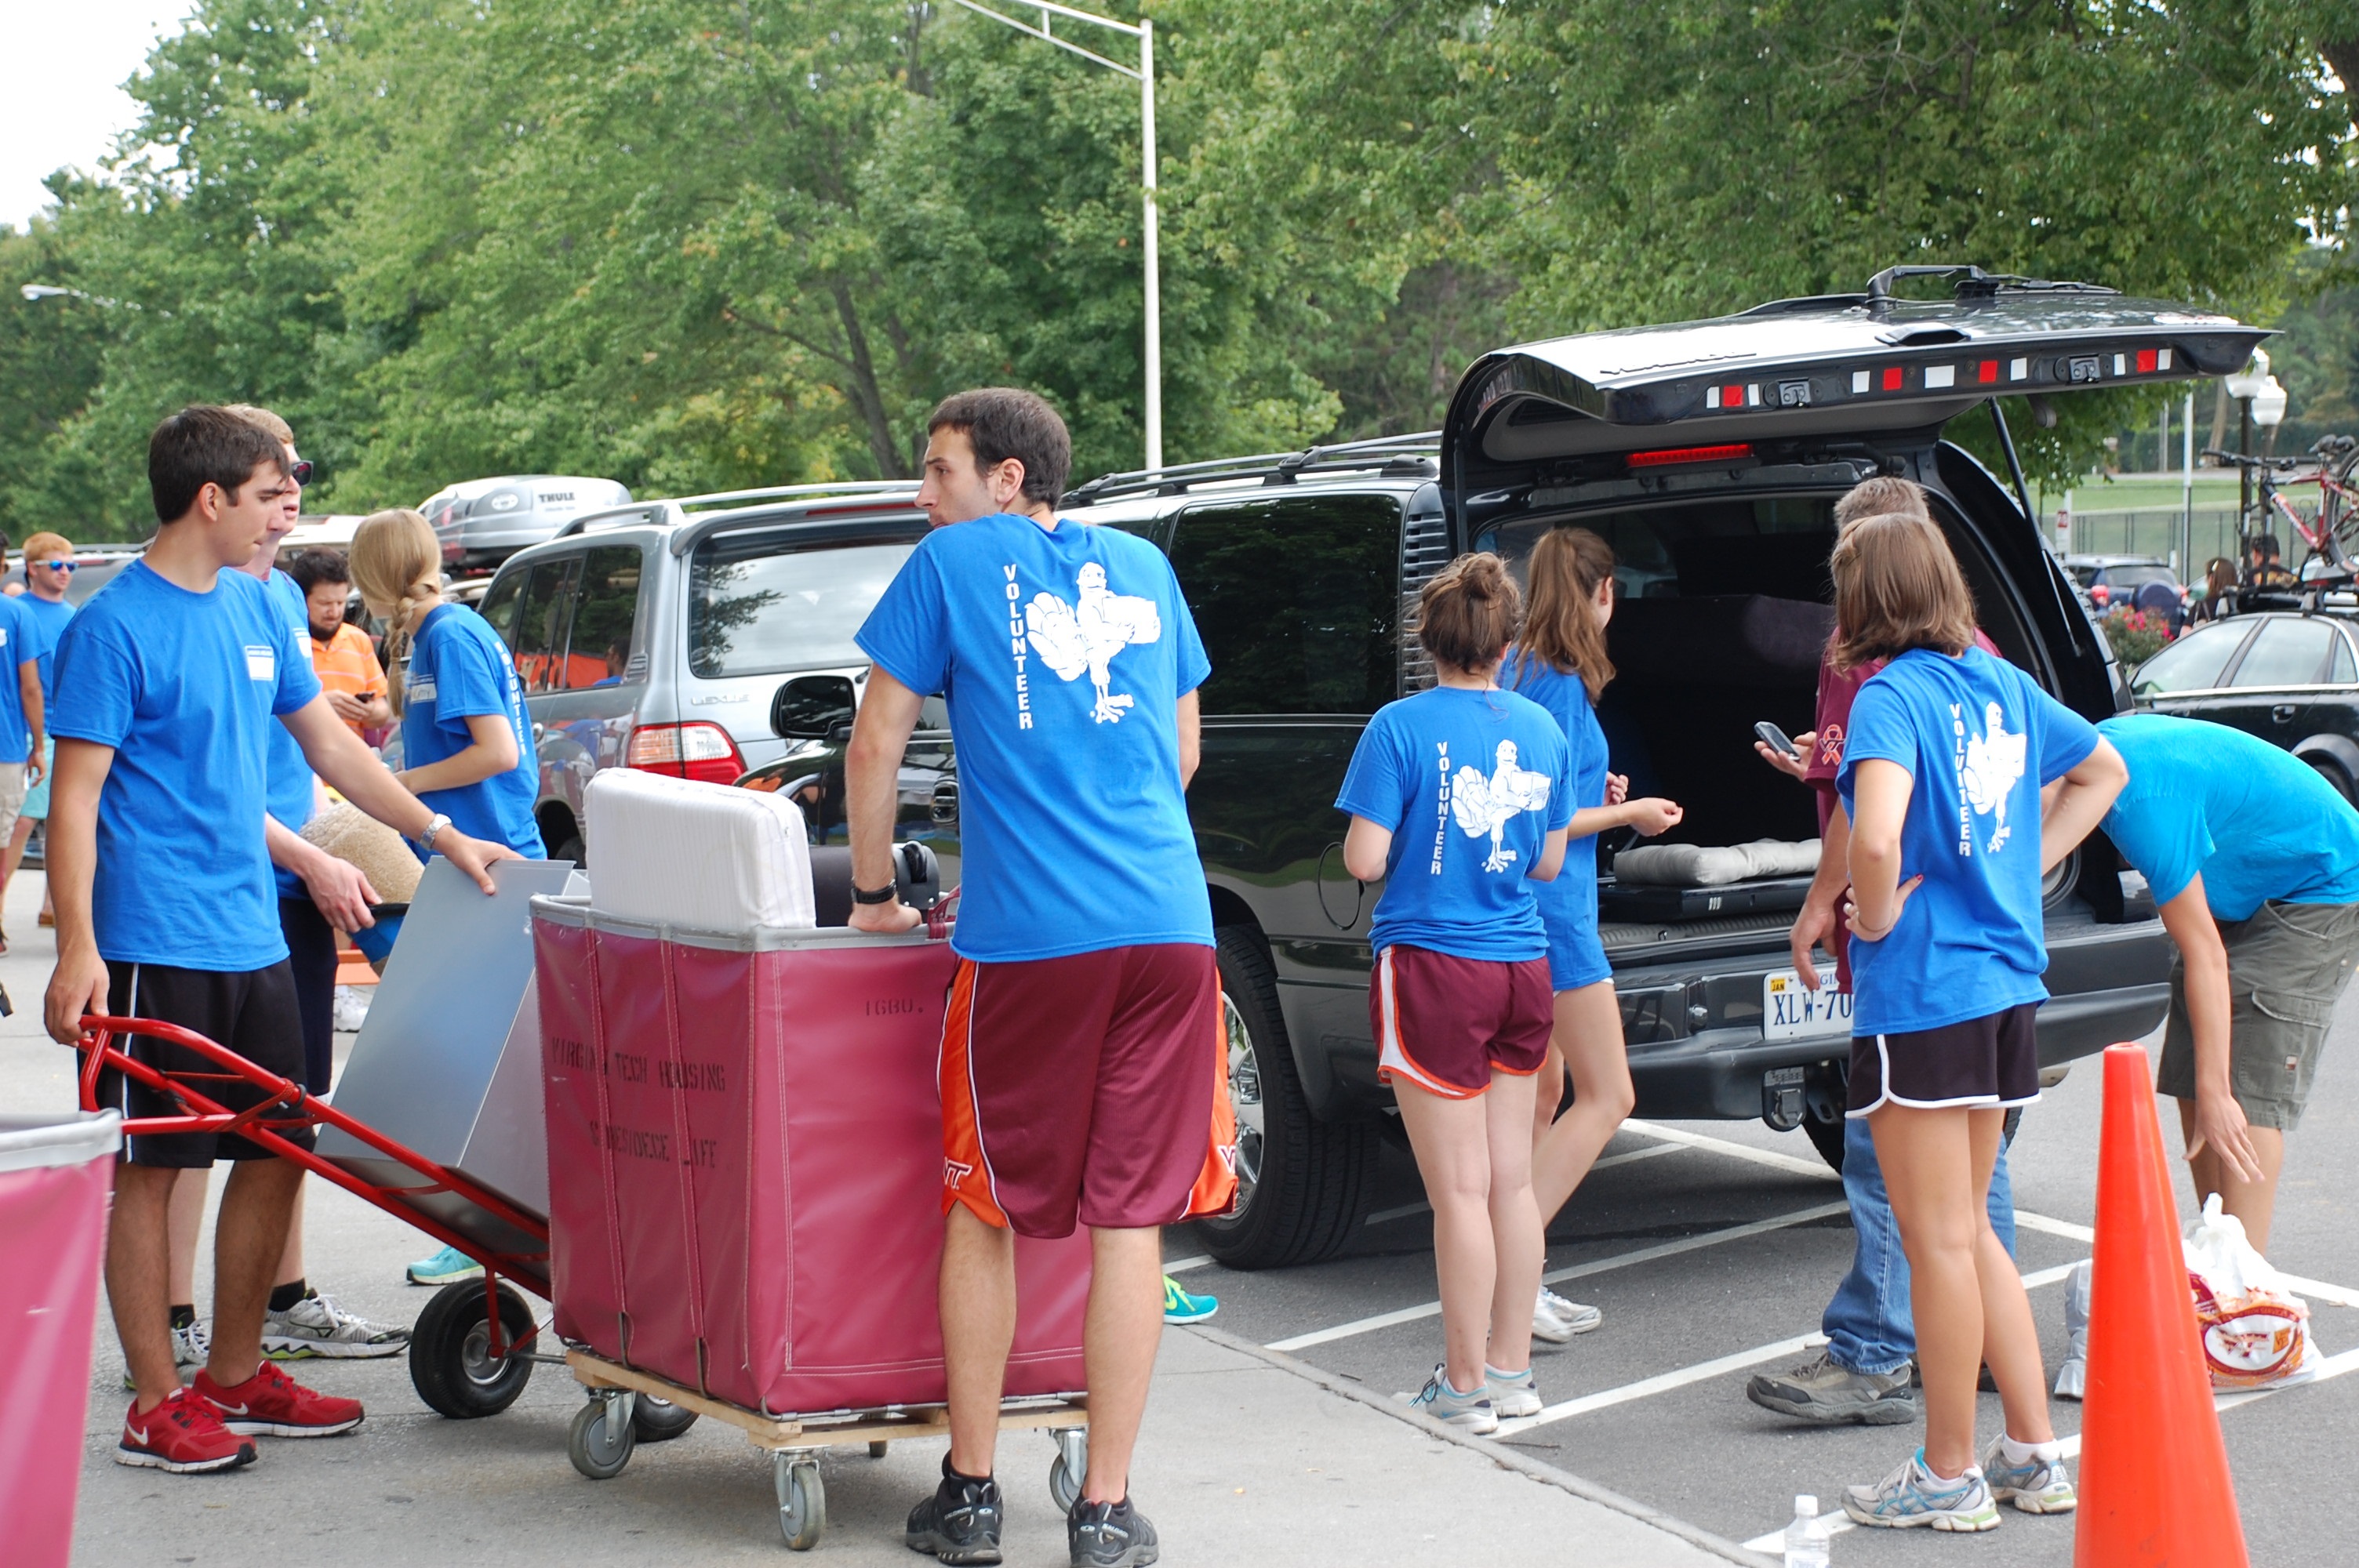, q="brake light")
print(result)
[1627,443,1754,470]
[626,721,746,785]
